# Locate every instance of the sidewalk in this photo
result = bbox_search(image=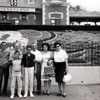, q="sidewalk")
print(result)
[0,84,100,100]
